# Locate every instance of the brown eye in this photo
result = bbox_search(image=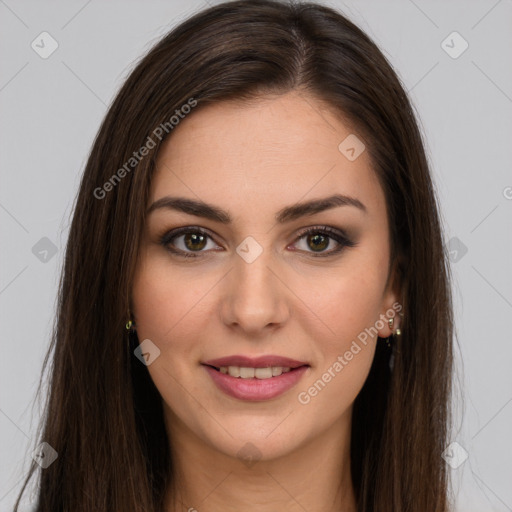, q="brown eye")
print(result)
[160,227,219,258]
[293,226,357,257]
[306,233,329,252]
[183,232,207,251]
